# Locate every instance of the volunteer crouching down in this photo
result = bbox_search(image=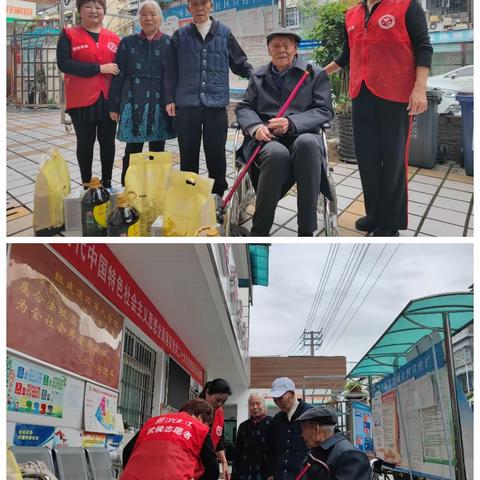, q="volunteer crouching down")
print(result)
[295,406,371,480]
[236,28,333,237]
[121,399,219,480]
